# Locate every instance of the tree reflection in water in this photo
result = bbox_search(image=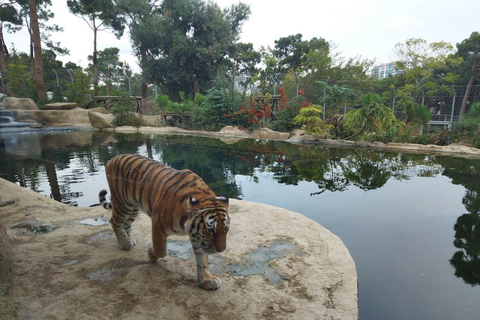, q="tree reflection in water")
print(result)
[450,211,480,286]
[442,160,480,286]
